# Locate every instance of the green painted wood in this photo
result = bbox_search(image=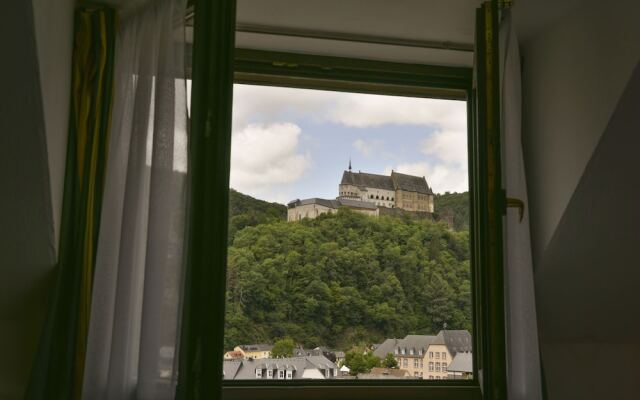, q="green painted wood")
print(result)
[472,2,508,399]
[176,0,236,399]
